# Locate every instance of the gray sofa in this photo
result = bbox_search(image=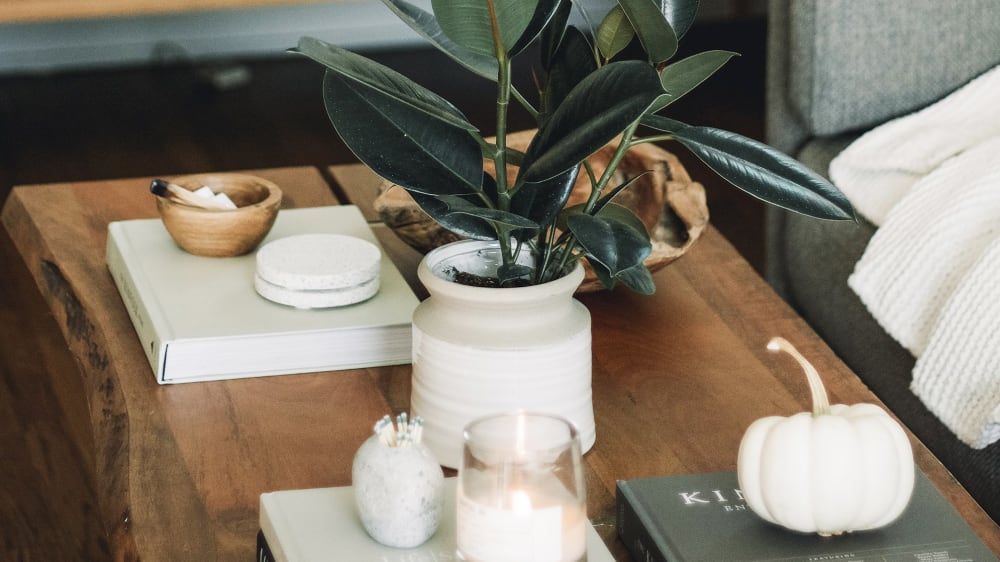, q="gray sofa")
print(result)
[765,0,1000,522]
